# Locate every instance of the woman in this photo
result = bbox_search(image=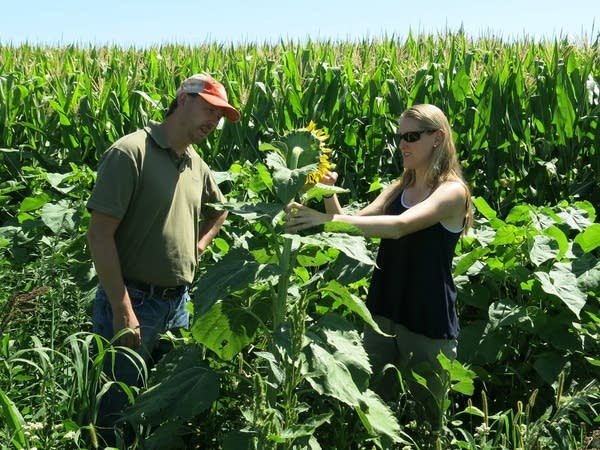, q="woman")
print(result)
[285,104,472,429]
